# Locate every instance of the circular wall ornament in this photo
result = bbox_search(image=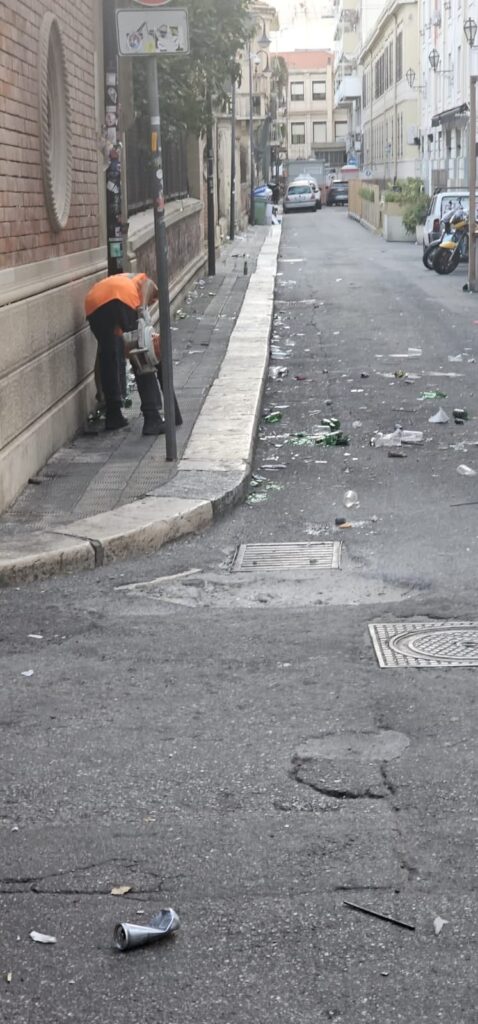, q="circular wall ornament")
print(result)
[38,14,72,232]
